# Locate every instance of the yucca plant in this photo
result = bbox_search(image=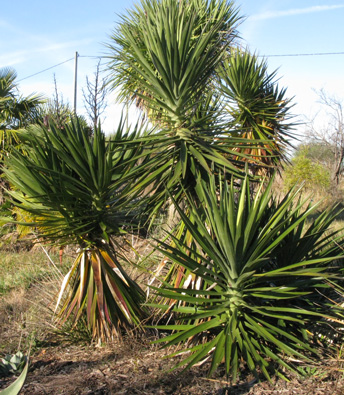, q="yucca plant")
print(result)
[151,173,344,381]
[218,49,295,173]
[109,0,241,125]
[106,1,299,307]
[107,0,264,219]
[2,119,149,340]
